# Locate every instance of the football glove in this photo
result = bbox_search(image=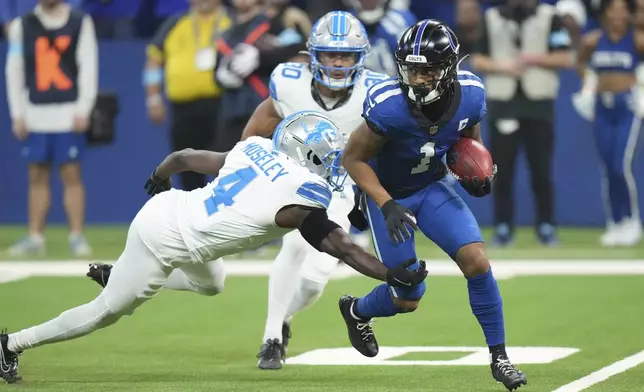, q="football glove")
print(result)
[386,258,428,288]
[381,199,418,244]
[460,164,497,198]
[347,187,369,232]
[144,169,172,196]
